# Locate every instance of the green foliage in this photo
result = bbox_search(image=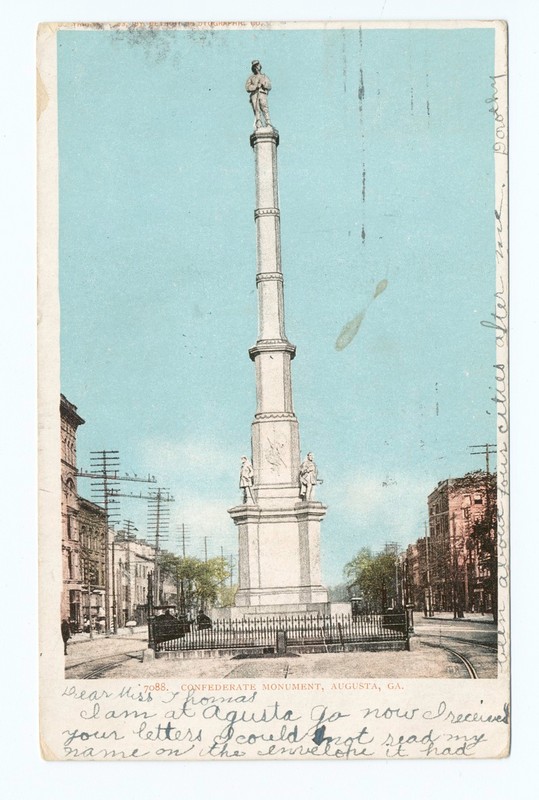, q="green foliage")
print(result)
[327,583,350,602]
[158,552,232,610]
[218,584,238,608]
[448,470,497,496]
[344,547,397,611]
